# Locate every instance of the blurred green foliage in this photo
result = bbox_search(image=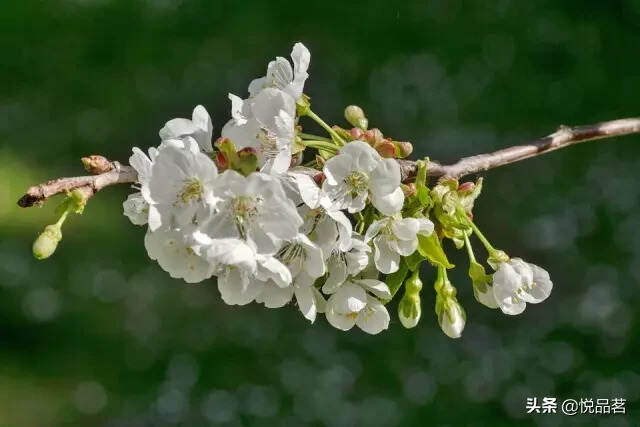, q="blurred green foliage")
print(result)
[1,0,639,425]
